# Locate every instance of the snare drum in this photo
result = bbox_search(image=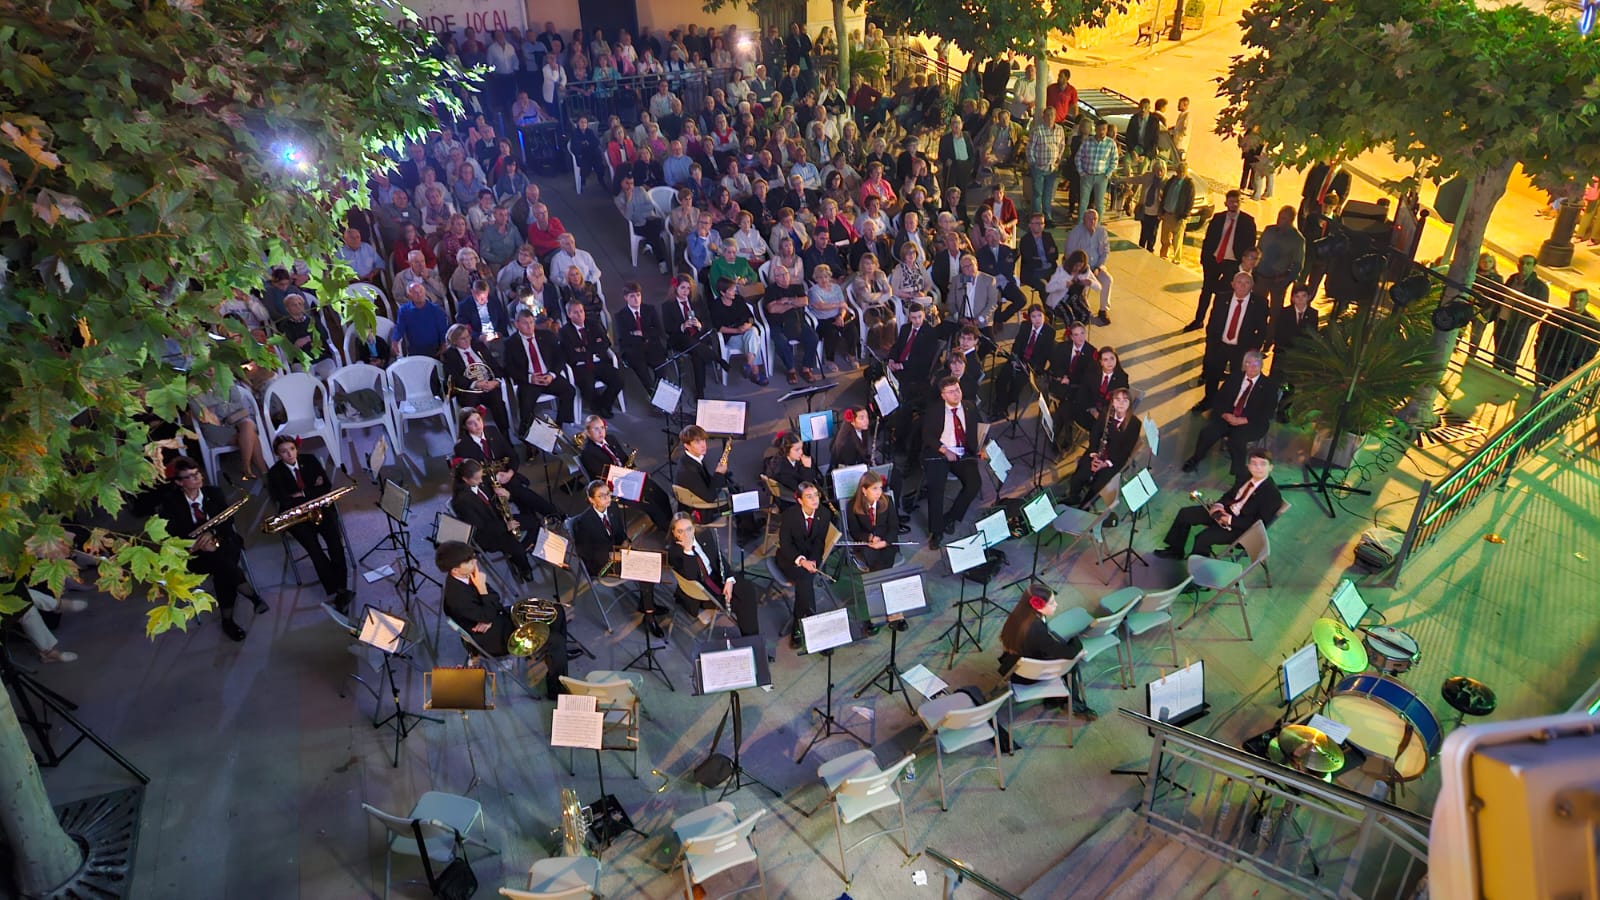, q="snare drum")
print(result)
[1364,626,1420,675]
[1322,674,1442,781]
